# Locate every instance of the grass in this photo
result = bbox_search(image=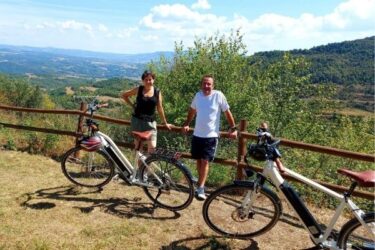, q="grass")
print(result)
[0,149,356,250]
[323,107,374,117]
